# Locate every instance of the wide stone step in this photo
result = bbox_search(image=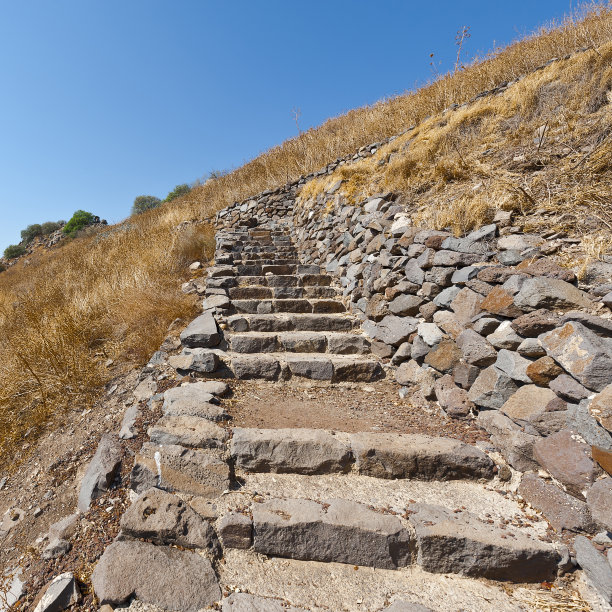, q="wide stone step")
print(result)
[240,259,301,266]
[236,274,332,288]
[222,496,563,580]
[229,353,383,382]
[227,313,357,333]
[236,264,321,276]
[231,298,345,315]
[230,428,494,480]
[227,331,370,355]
